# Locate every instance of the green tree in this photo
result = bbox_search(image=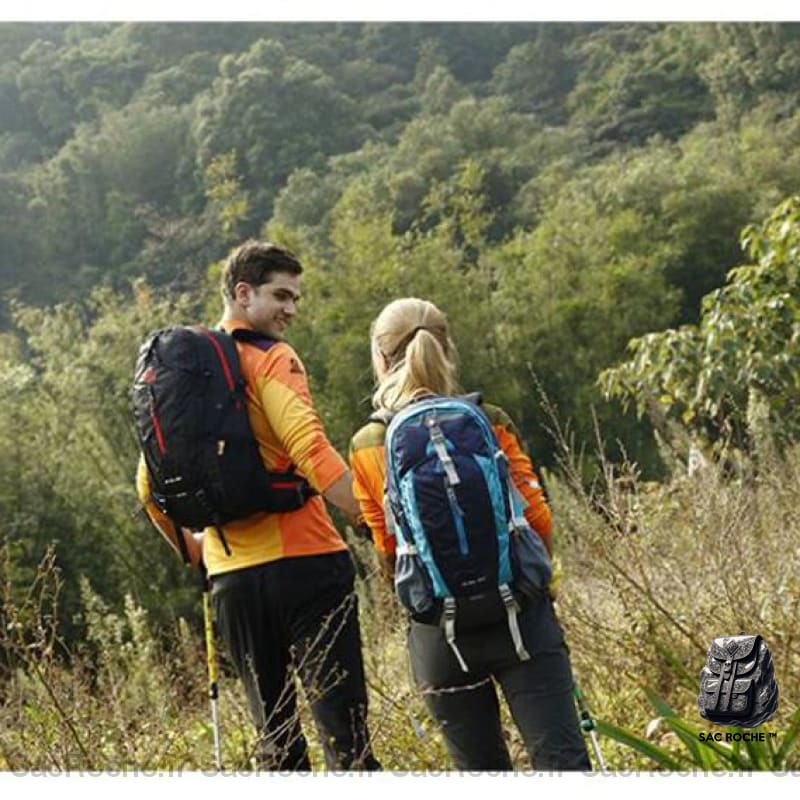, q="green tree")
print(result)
[600,196,800,454]
[193,38,370,226]
[272,161,514,451]
[490,178,682,471]
[490,28,578,125]
[0,285,208,643]
[0,174,38,323]
[696,23,800,127]
[419,66,469,117]
[24,101,195,298]
[567,24,712,146]
[15,38,75,150]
